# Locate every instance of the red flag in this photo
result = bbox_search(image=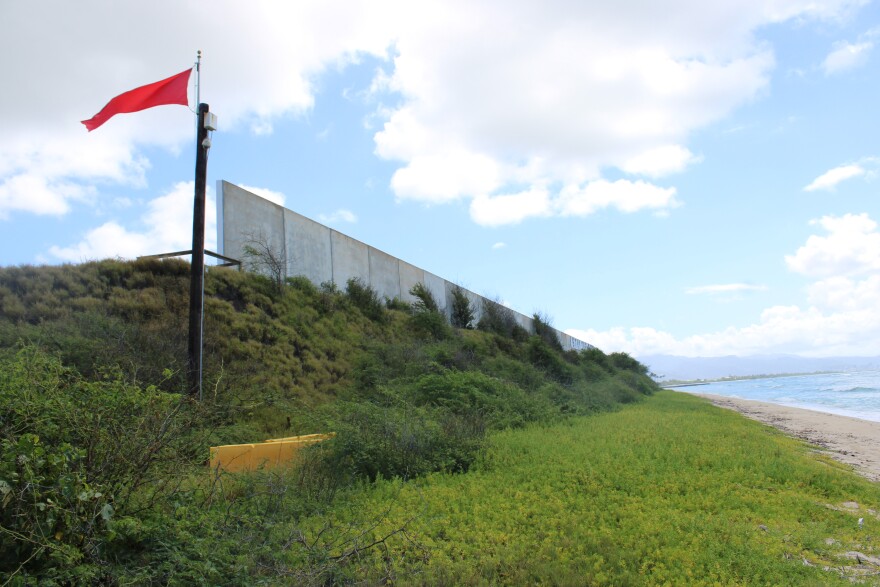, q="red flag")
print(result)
[81,68,192,131]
